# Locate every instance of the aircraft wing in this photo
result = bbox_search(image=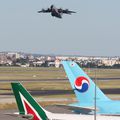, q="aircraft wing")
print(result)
[59,9,76,14]
[55,105,96,114]
[38,8,51,13]
[5,113,34,119]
